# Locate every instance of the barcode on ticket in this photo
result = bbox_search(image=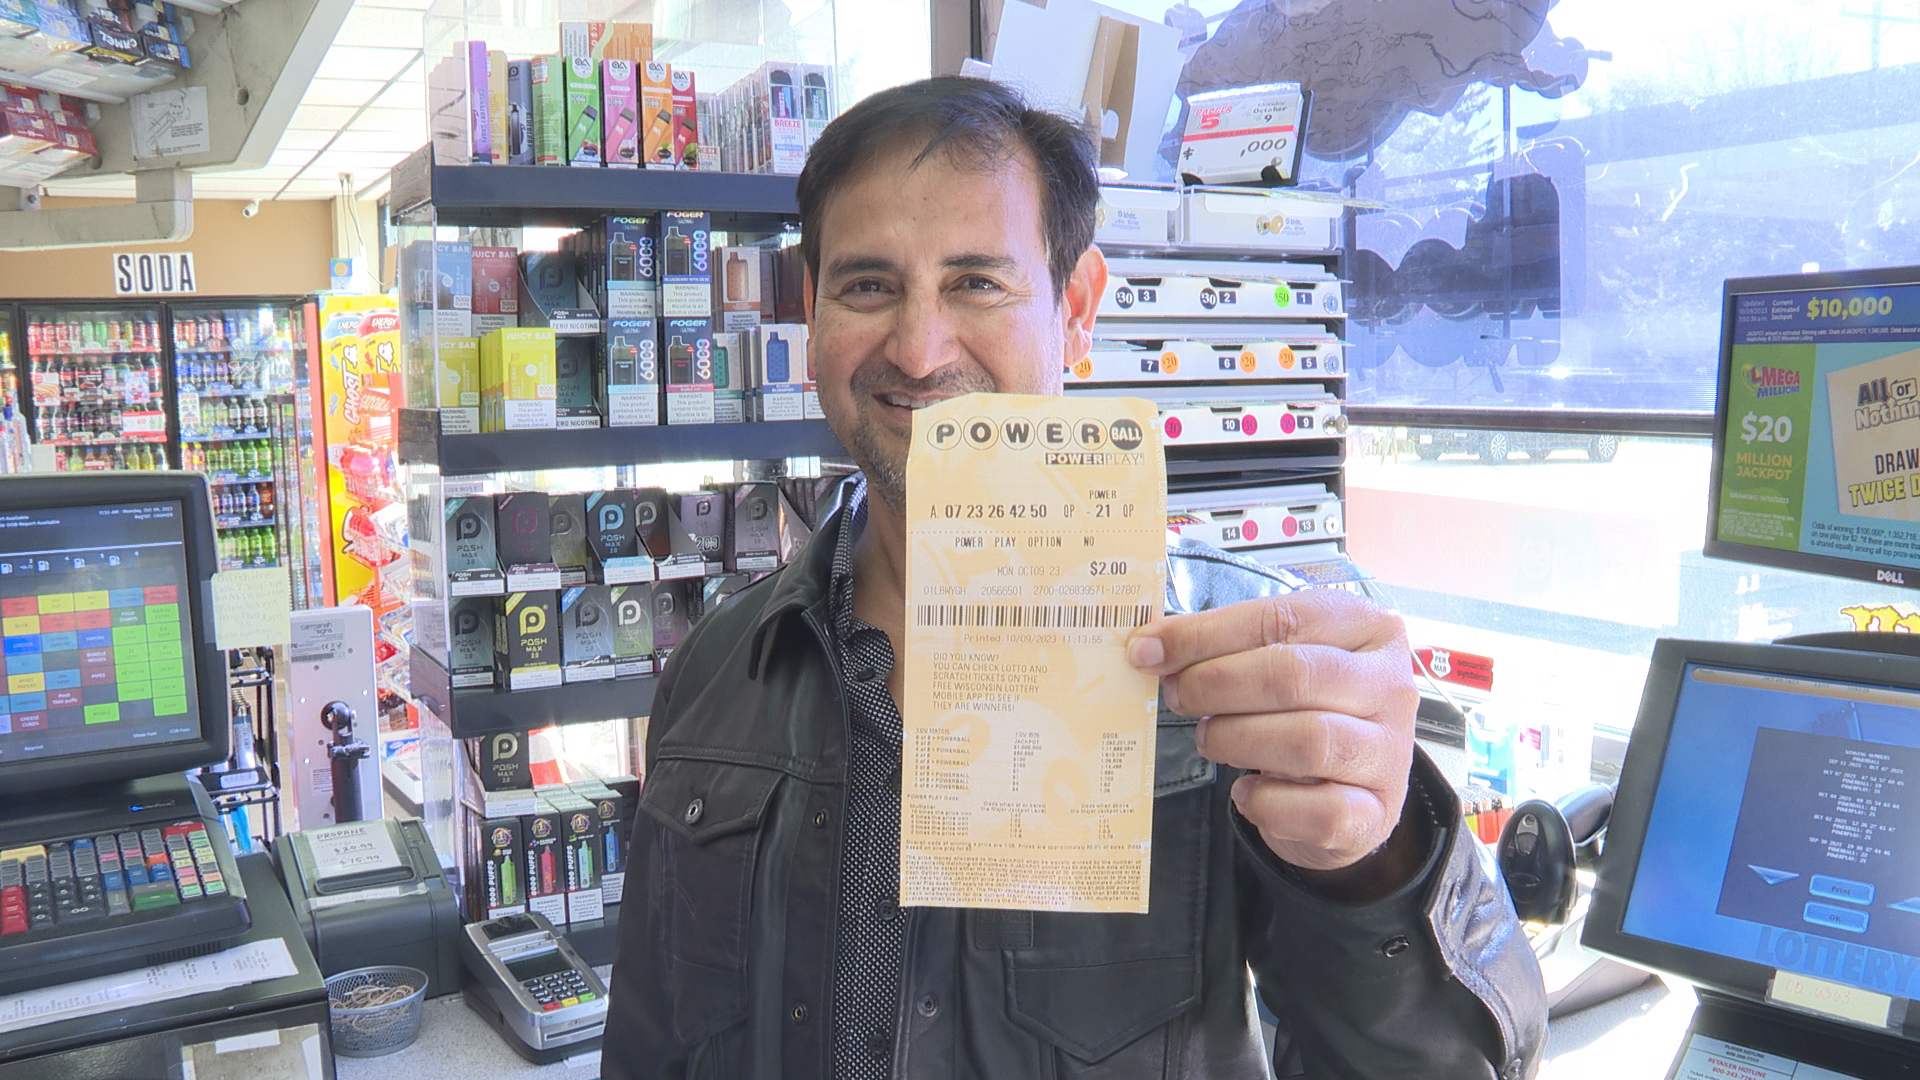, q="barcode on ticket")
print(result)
[914,603,1154,629]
